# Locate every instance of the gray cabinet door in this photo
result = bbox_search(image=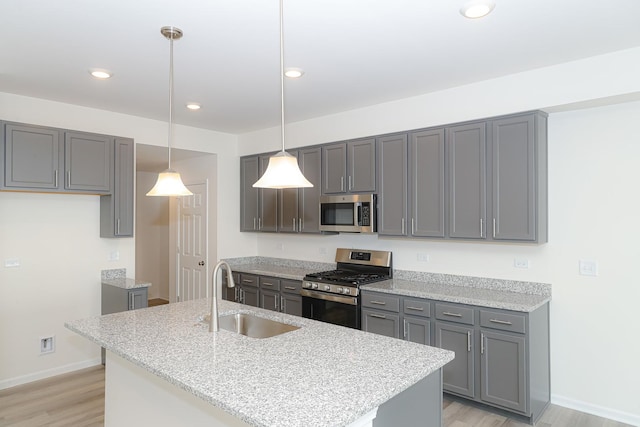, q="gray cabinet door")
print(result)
[348,138,376,192]
[281,293,302,316]
[448,122,486,239]
[261,289,280,312]
[322,142,347,194]
[435,322,475,398]
[4,123,61,189]
[100,138,133,237]
[240,156,260,231]
[410,129,445,237]
[490,115,536,241]
[258,155,278,232]
[362,308,400,338]
[64,131,112,192]
[404,317,431,345]
[278,151,299,233]
[129,288,149,310]
[298,147,322,233]
[241,285,259,307]
[377,134,408,236]
[480,330,527,413]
